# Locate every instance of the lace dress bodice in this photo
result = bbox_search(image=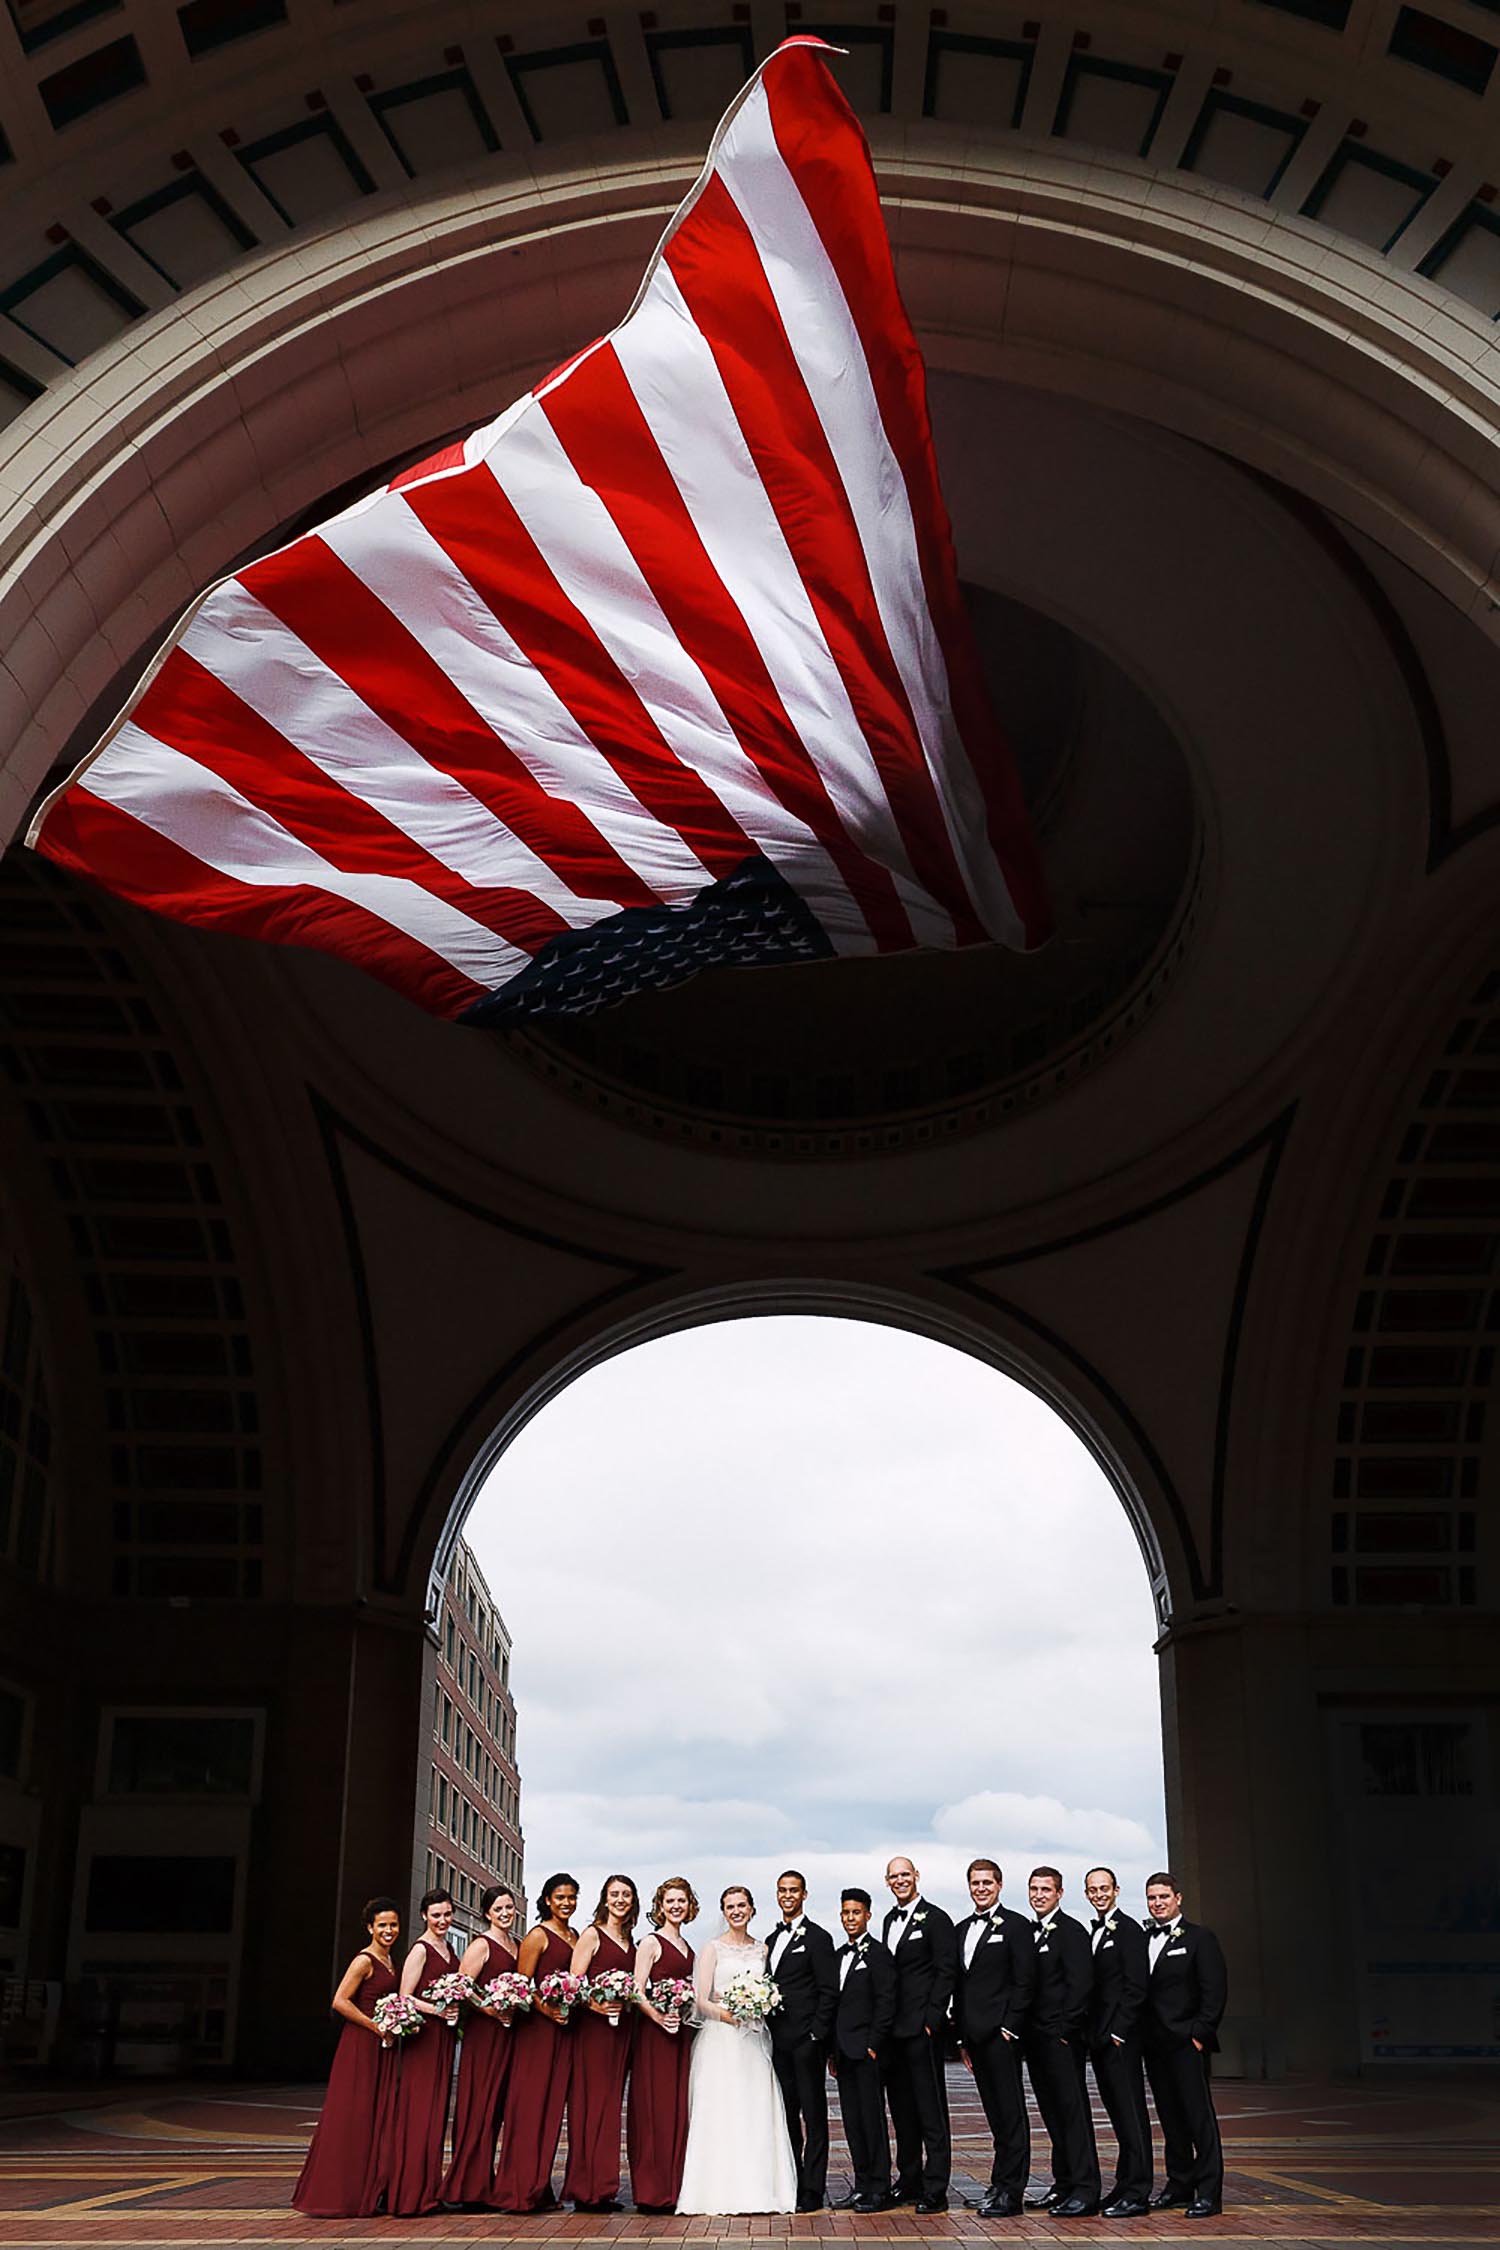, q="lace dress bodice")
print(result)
[706,1938,765,2005]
